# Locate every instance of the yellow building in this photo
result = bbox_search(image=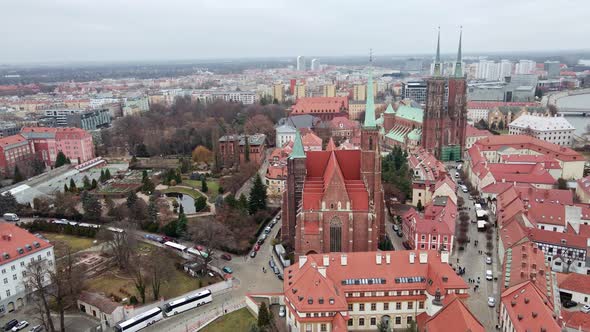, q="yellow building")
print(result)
[353,84,366,101]
[294,83,306,100]
[322,84,336,97]
[273,84,285,103]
